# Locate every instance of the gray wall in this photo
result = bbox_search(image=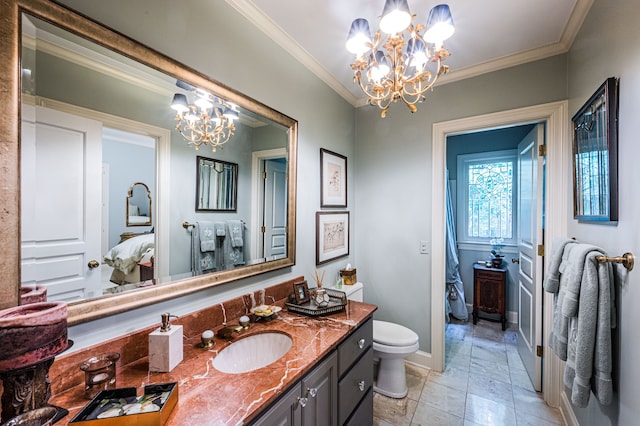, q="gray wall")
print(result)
[566,0,640,424]
[353,55,568,354]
